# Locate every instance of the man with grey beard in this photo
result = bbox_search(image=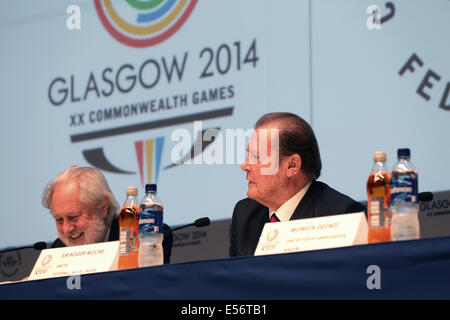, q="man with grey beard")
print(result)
[42,165,172,263]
